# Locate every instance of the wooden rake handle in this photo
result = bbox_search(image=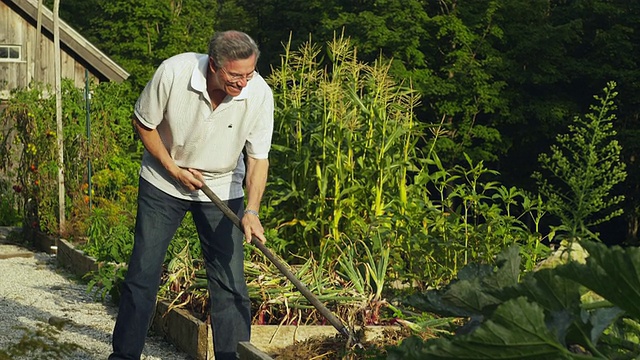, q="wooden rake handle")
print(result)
[199,184,357,342]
